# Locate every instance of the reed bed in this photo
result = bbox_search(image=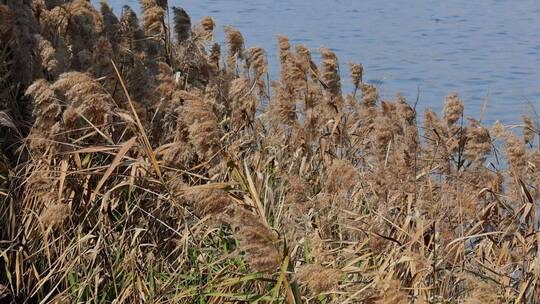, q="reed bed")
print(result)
[0,1,539,303]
